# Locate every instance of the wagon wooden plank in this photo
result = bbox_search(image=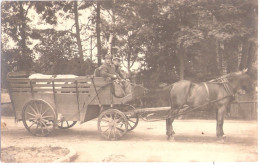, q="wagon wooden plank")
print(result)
[10,84,30,88]
[7,78,30,82]
[11,88,32,92]
[32,84,55,87]
[134,107,171,113]
[32,88,53,91]
[10,81,30,84]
